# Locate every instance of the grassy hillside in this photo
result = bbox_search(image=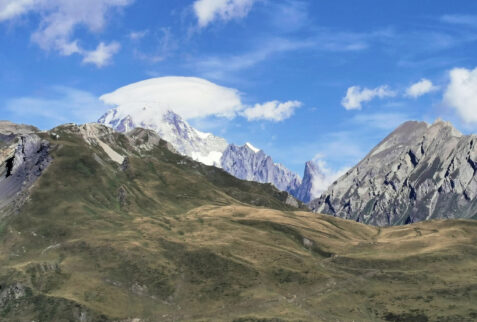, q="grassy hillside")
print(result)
[1,124,477,321]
